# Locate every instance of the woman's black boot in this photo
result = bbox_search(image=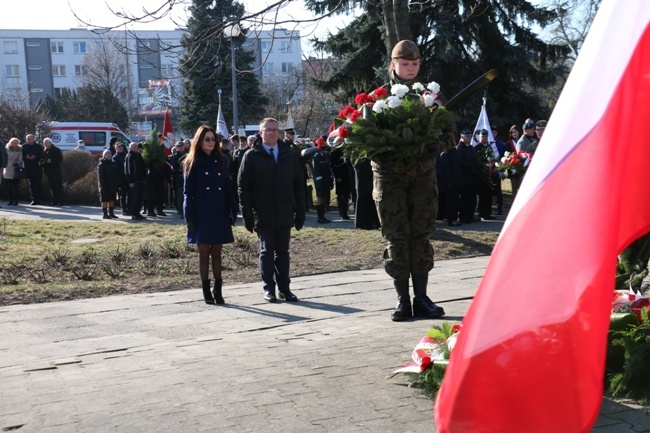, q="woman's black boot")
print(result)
[213,279,225,304]
[202,279,215,304]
